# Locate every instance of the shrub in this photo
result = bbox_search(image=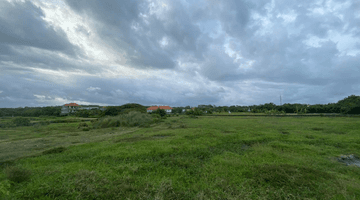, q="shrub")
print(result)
[153,108,167,117]
[78,122,88,129]
[12,117,31,126]
[83,127,90,131]
[186,108,203,116]
[93,111,153,129]
[265,109,286,115]
[4,166,32,183]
